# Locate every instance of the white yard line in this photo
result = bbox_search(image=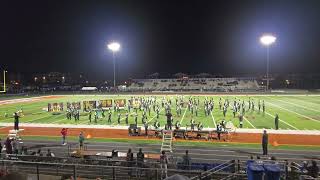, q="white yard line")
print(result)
[221,97,255,129]
[265,100,320,124]
[269,97,320,113]
[210,111,217,127]
[112,112,136,125]
[23,114,56,123]
[147,108,164,123]
[179,107,188,124]
[242,114,256,129]
[48,114,70,124]
[264,110,299,130]
[246,98,299,130]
